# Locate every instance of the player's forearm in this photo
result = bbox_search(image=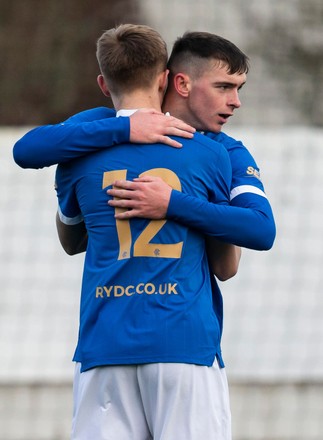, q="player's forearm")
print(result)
[167,191,276,250]
[206,237,241,281]
[13,118,130,169]
[56,212,88,255]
